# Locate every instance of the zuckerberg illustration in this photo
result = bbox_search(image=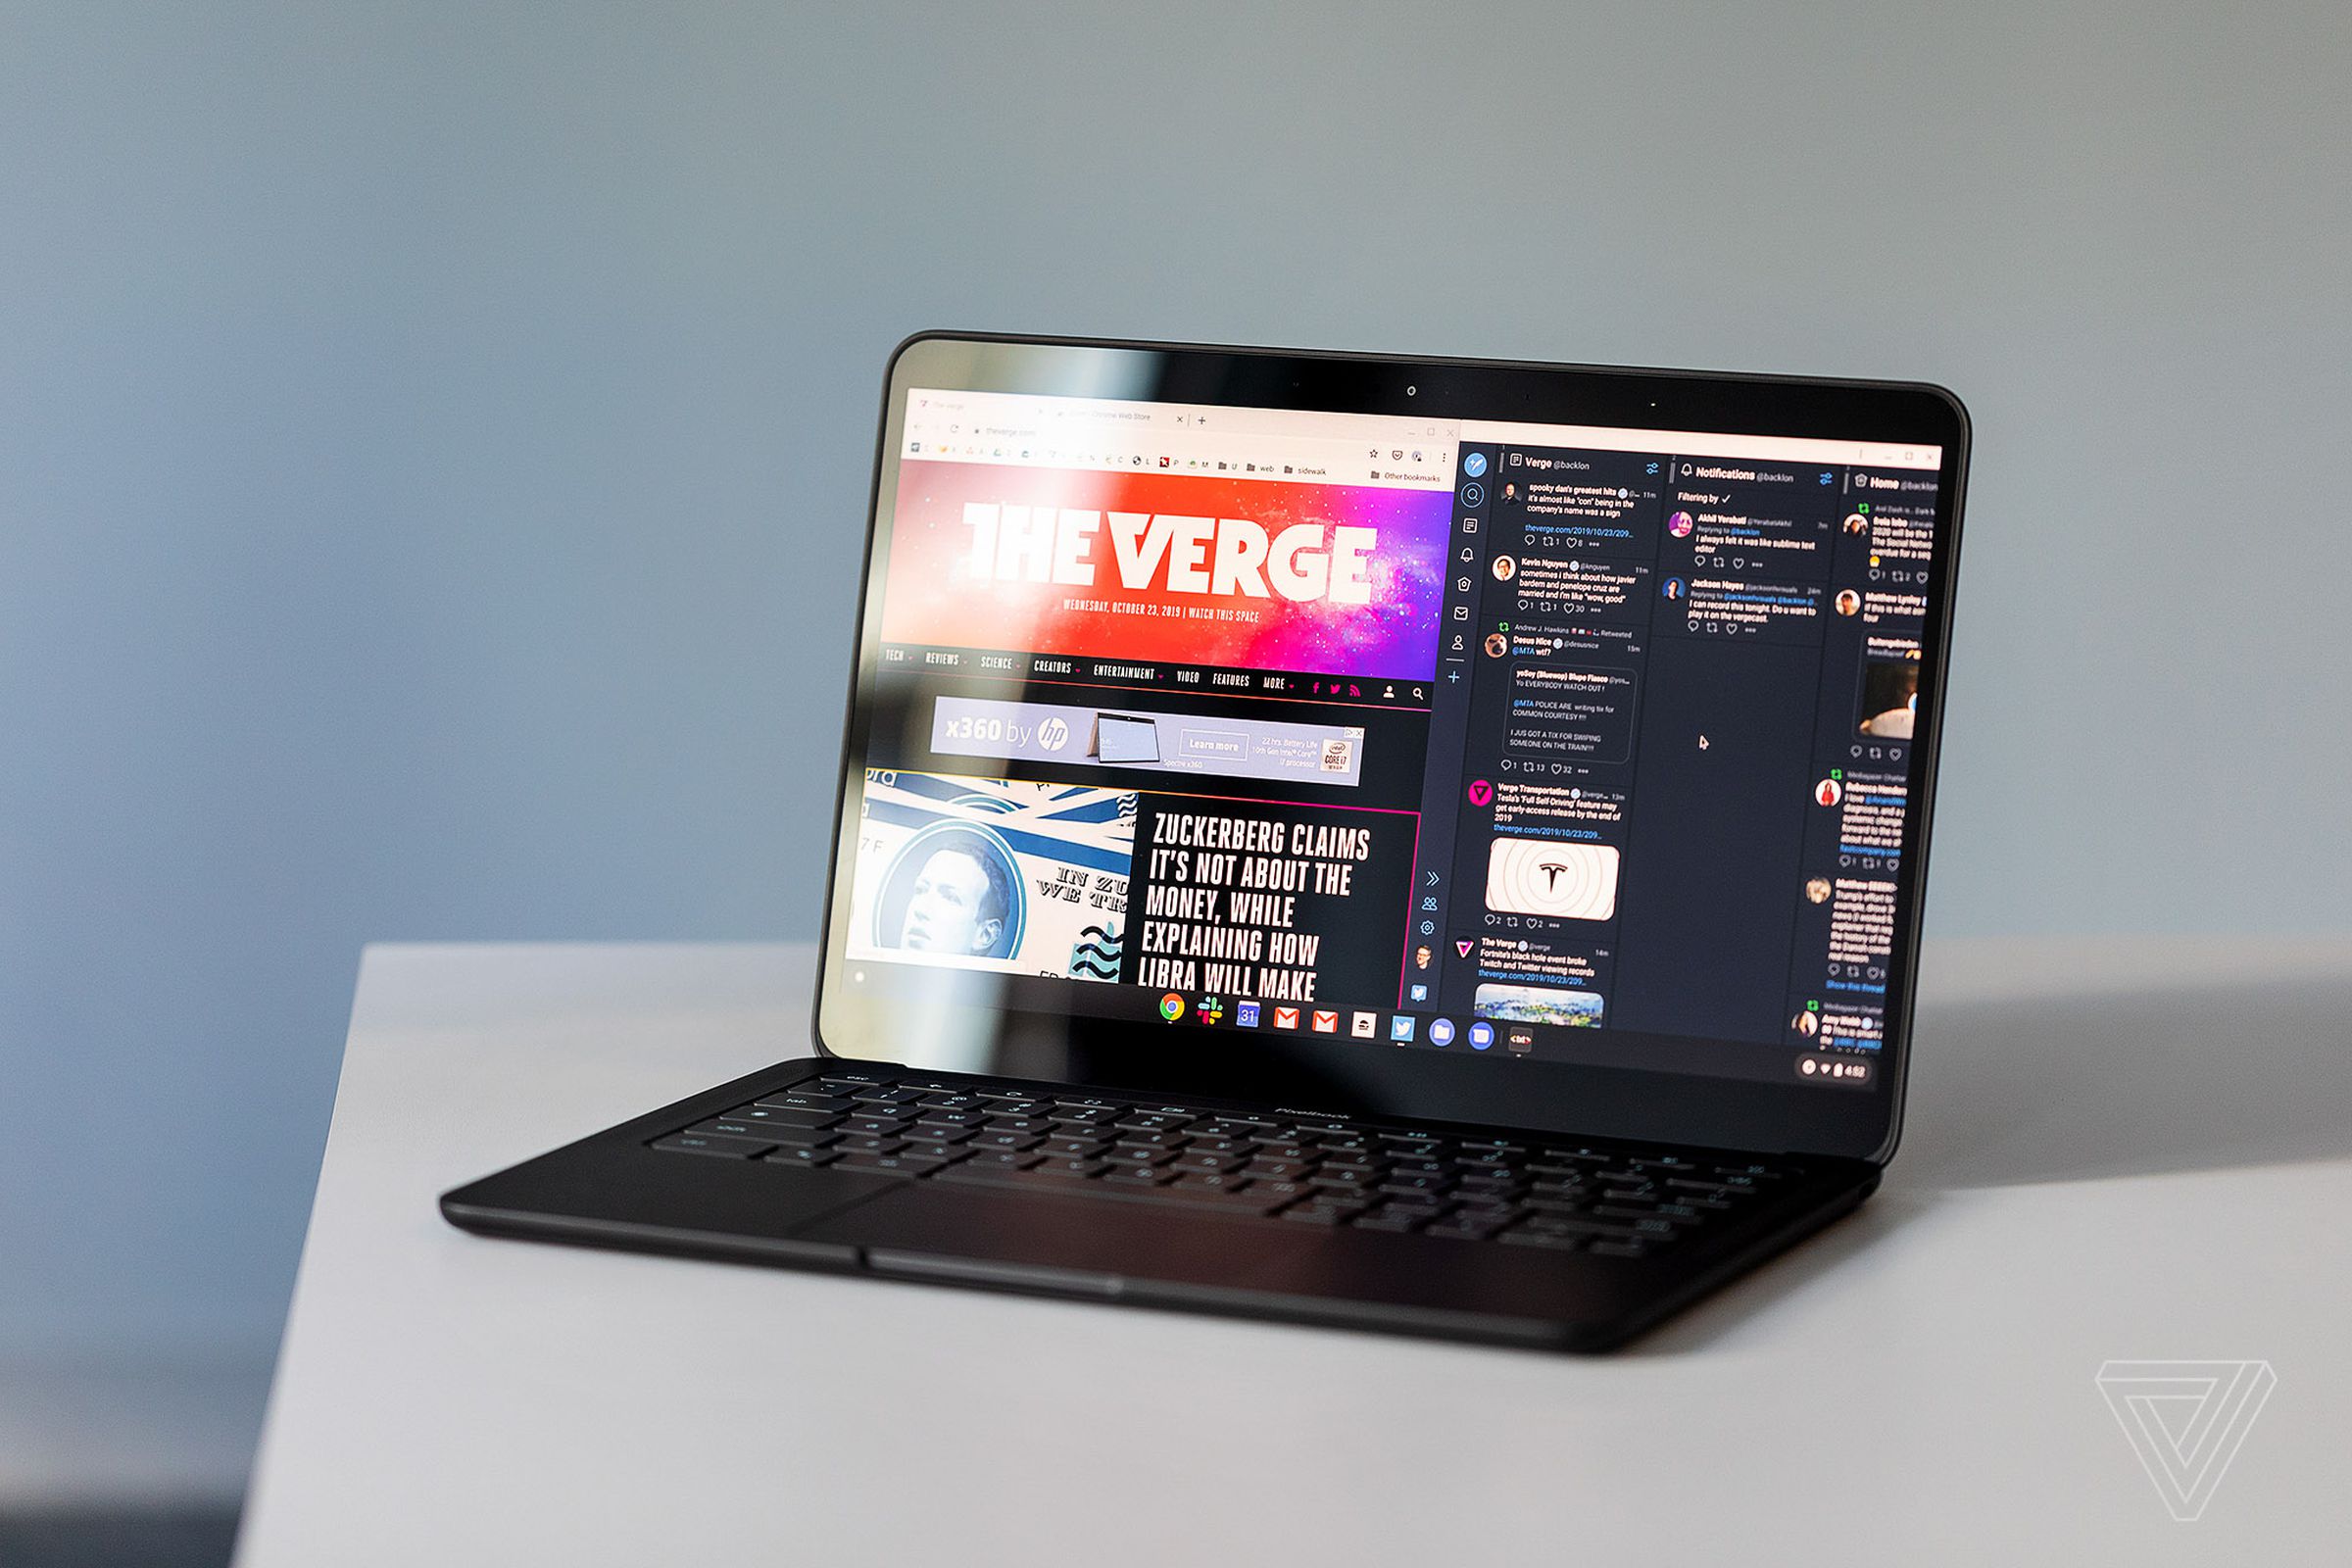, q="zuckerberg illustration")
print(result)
[890,831,1018,958]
